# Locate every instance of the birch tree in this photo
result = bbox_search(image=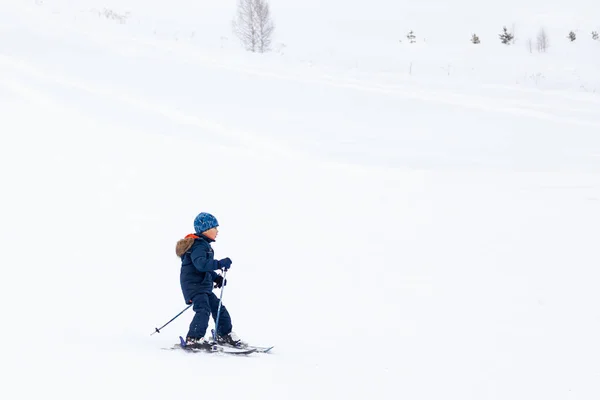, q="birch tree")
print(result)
[537,28,549,52]
[232,0,275,53]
